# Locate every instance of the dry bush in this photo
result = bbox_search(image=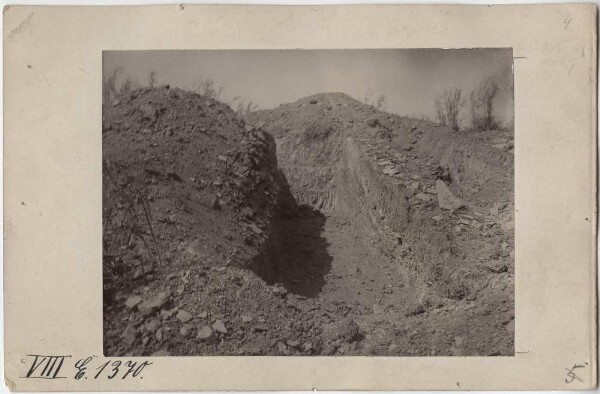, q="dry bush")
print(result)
[361,88,386,111]
[469,77,499,130]
[375,94,386,111]
[147,71,158,88]
[435,88,463,131]
[120,77,141,94]
[193,77,223,99]
[102,68,142,104]
[102,68,122,104]
[236,100,258,115]
[102,161,162,285]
